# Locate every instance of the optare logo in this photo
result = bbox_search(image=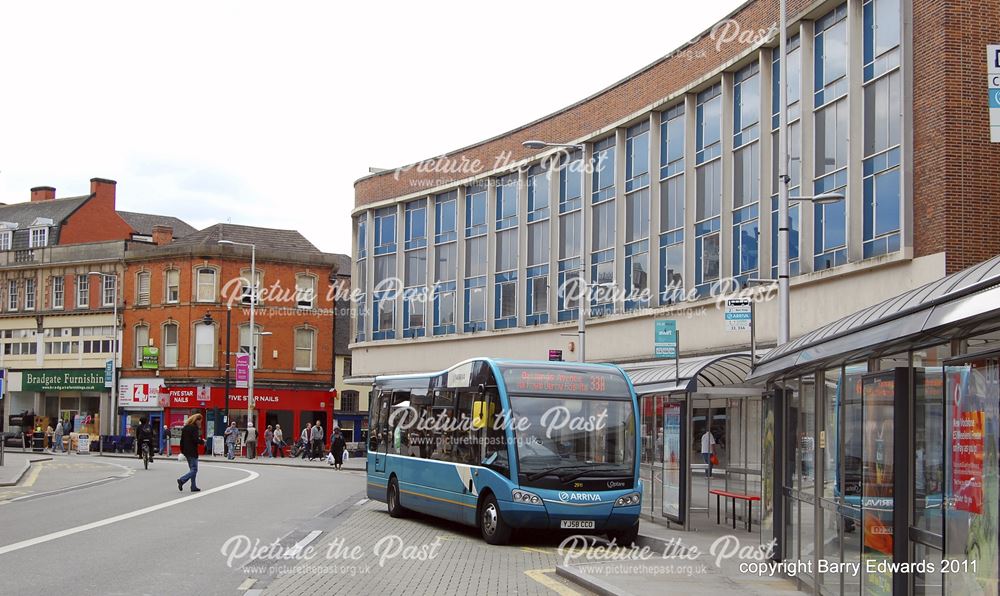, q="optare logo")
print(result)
[607,480,627,489]
[559,491,602,502]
